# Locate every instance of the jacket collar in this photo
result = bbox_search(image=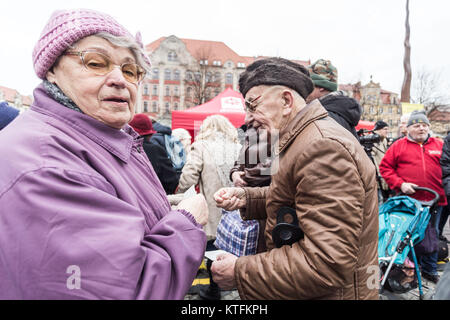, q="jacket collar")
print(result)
[406,133,431,145]
[30,83,138,163]
[277,99,328,154]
